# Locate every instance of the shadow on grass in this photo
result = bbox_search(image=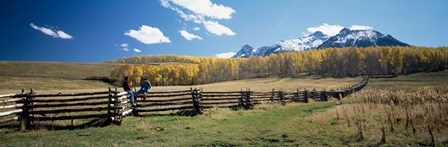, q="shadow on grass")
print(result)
[137,106,250,117]
[137,109,201,117]
[0,118,112,131]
